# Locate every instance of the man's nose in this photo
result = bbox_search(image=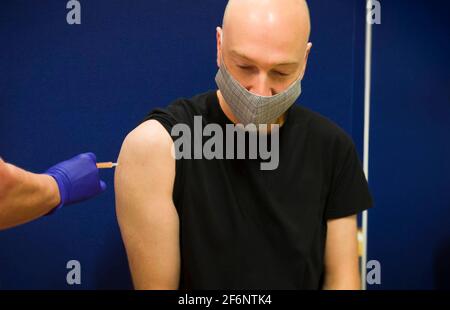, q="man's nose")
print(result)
[248,74,275,97]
